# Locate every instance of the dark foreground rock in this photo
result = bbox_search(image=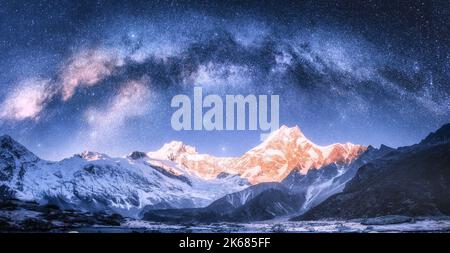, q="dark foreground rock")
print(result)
[0,199,124,232]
